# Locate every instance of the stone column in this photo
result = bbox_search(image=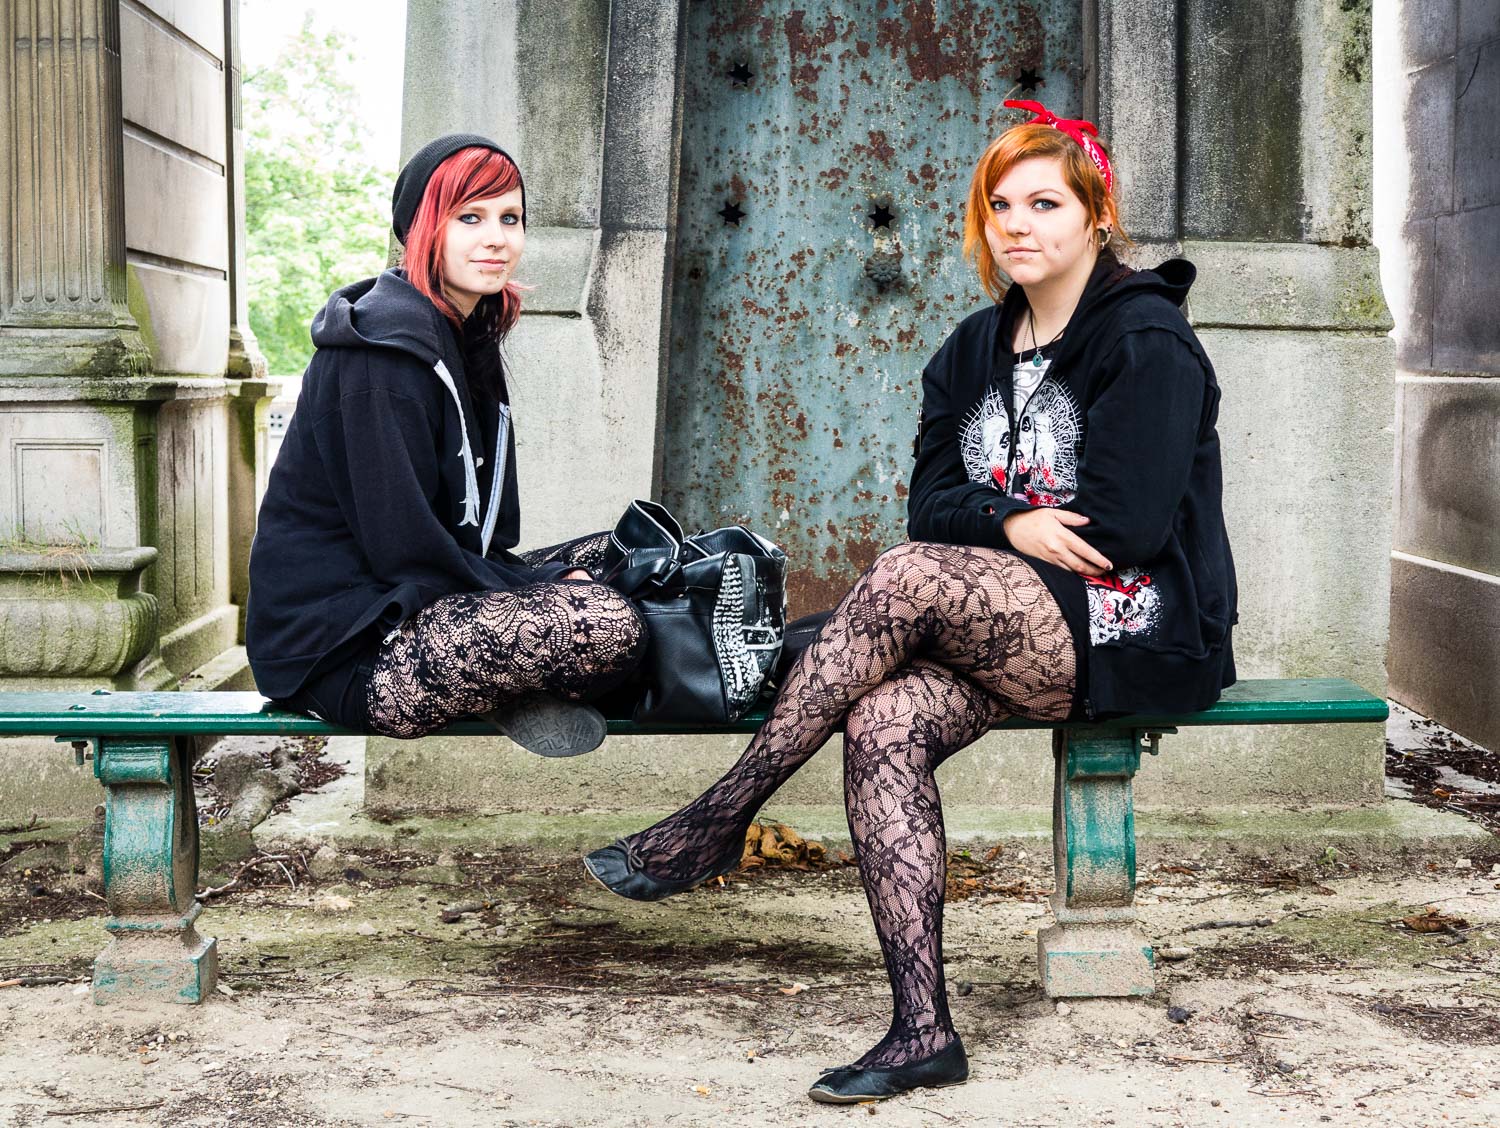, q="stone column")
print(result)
[0,0,170,693]
[115,0,249,688]
[1088,0,1394,807]
[0,0,149,379]
[1377,0,1500,753]
[0,1,173,823]
[1088,0,1178,250]
[222,0,264,384]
